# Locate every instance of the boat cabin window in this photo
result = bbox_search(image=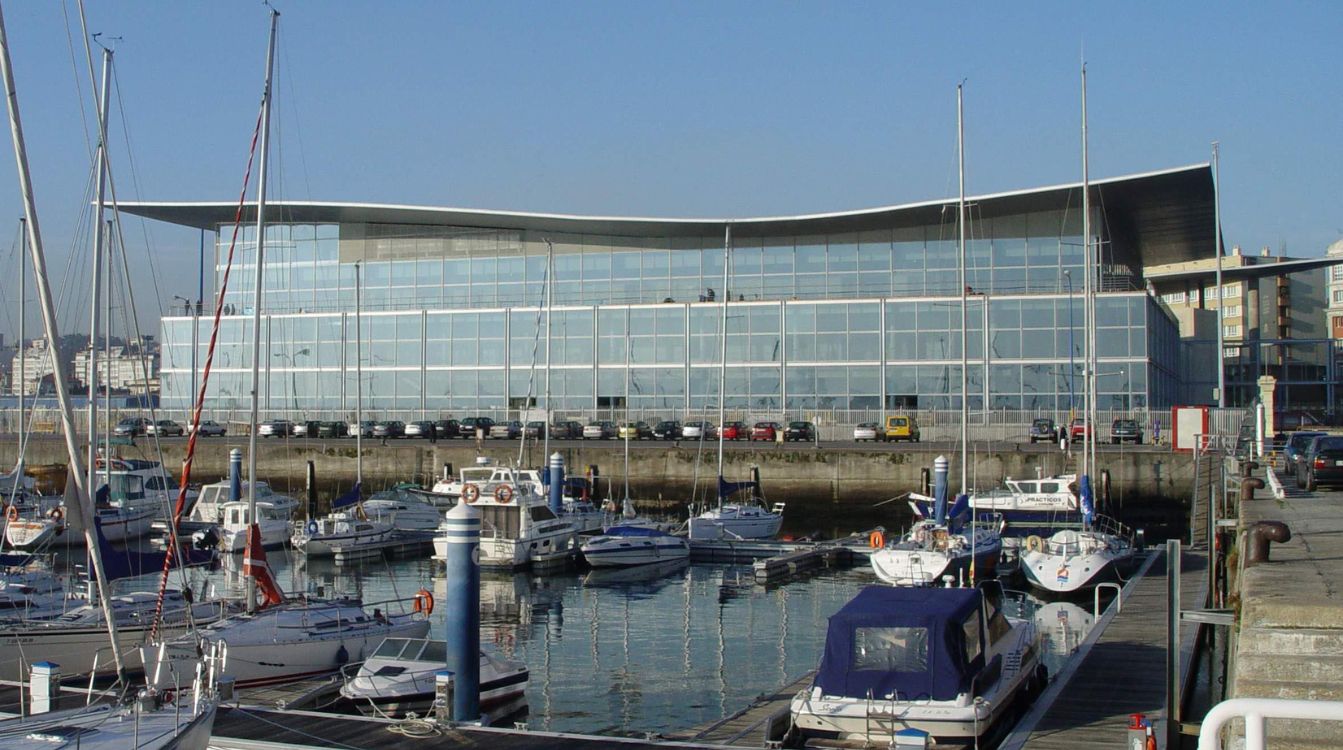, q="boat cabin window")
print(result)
[479,505,521,538]
[1016,482,1035,493]
[529,504,558,522]
[375,638,411,658]
[104,474,145,503]
[962,613,983,662]
[420,640,446,663]
[1038,482,1059,493]
[853,627,928,672]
